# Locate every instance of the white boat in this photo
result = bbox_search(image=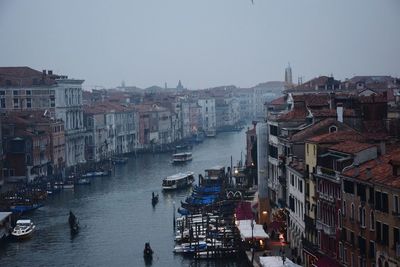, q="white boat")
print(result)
[63,181,74,190]
[81,171,110,178]
[11,219,35,239]
[172,152,193,164]
[205,129,216,137]
[173,241,207,253]
[162,172,195,190]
